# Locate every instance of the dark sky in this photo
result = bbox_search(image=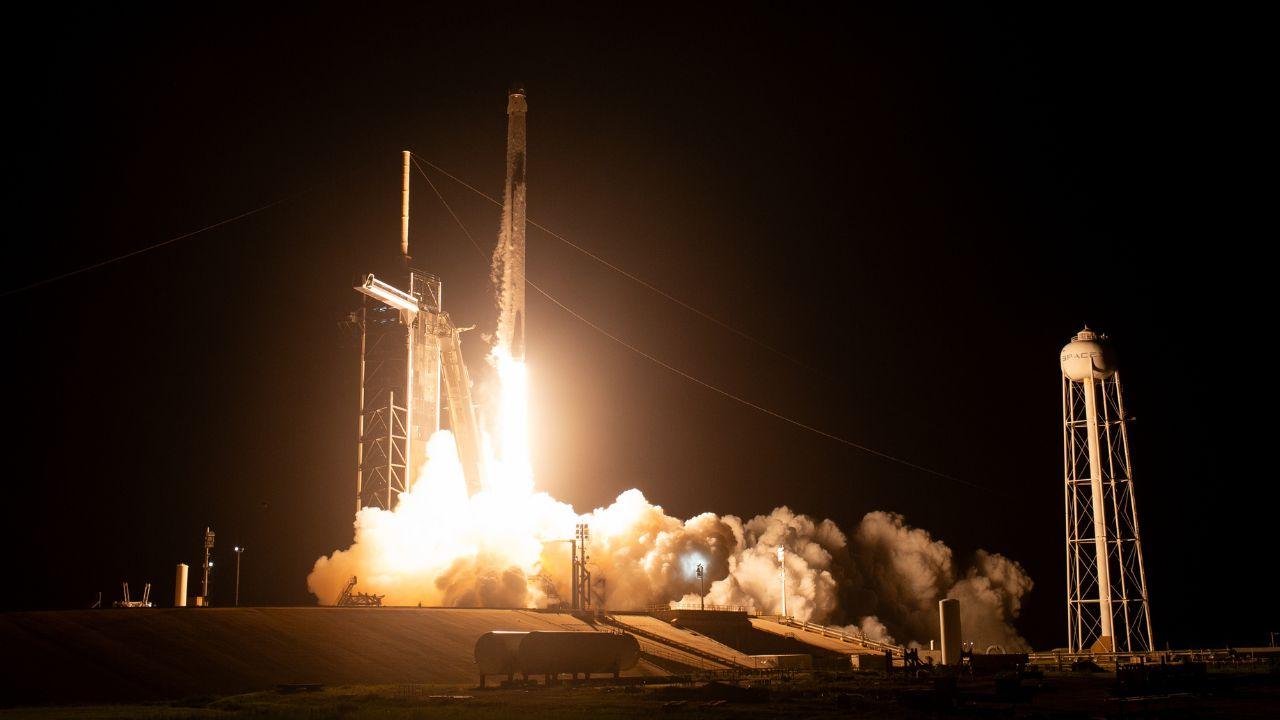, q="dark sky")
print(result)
[6,6,1271,650]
